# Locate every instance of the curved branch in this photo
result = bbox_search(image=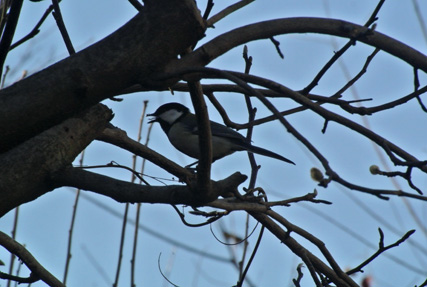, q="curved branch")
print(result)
[156,67,427,199]
[166,17,427,73]
[0,231,65,287]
